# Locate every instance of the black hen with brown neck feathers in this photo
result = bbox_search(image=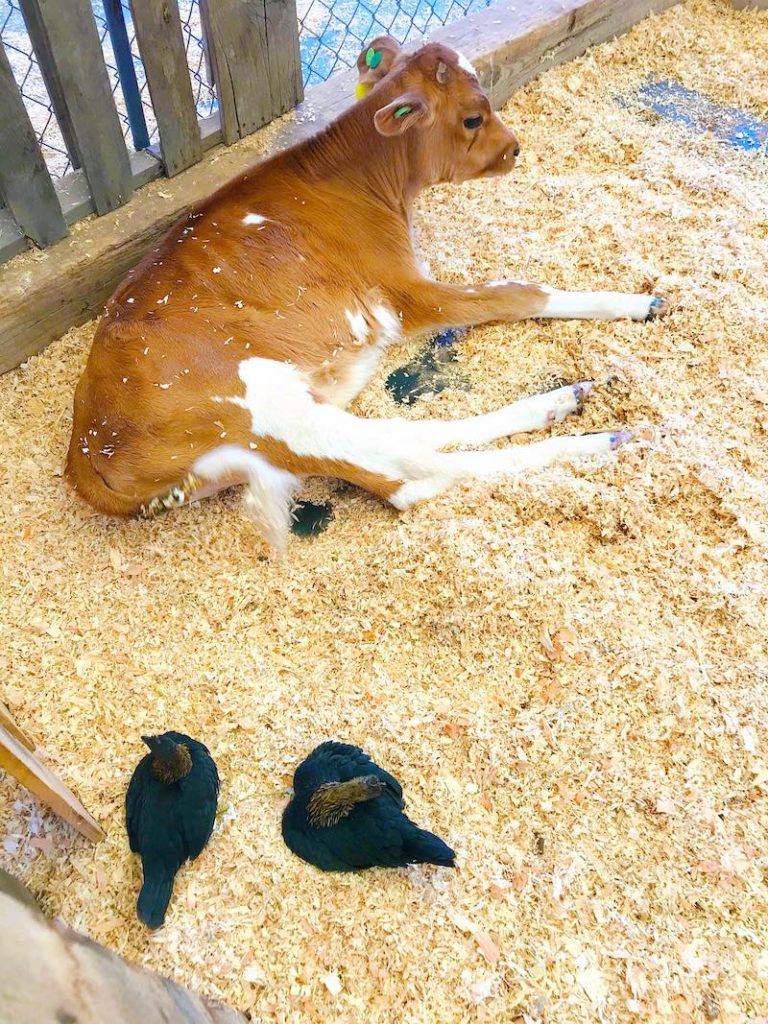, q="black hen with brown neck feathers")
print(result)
[125,731,219,929]
[282,741,455,872]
